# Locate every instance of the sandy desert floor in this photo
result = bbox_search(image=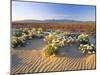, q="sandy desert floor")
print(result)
[11,49,96,75]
